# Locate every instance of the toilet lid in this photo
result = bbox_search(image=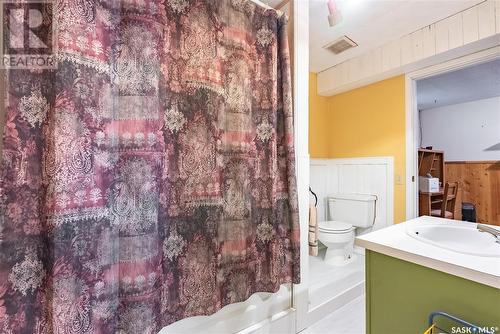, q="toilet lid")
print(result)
[318,221,353,232]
